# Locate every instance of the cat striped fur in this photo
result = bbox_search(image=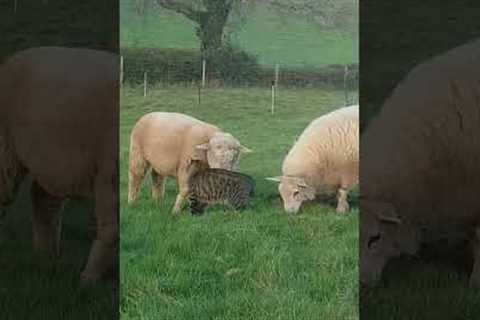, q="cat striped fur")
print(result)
[186,159,255,215]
